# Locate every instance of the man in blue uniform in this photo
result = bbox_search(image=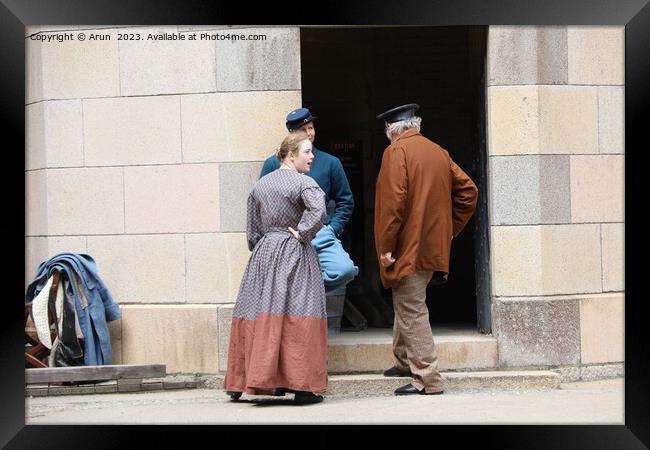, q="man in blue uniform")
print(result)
[260,107,358,293]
